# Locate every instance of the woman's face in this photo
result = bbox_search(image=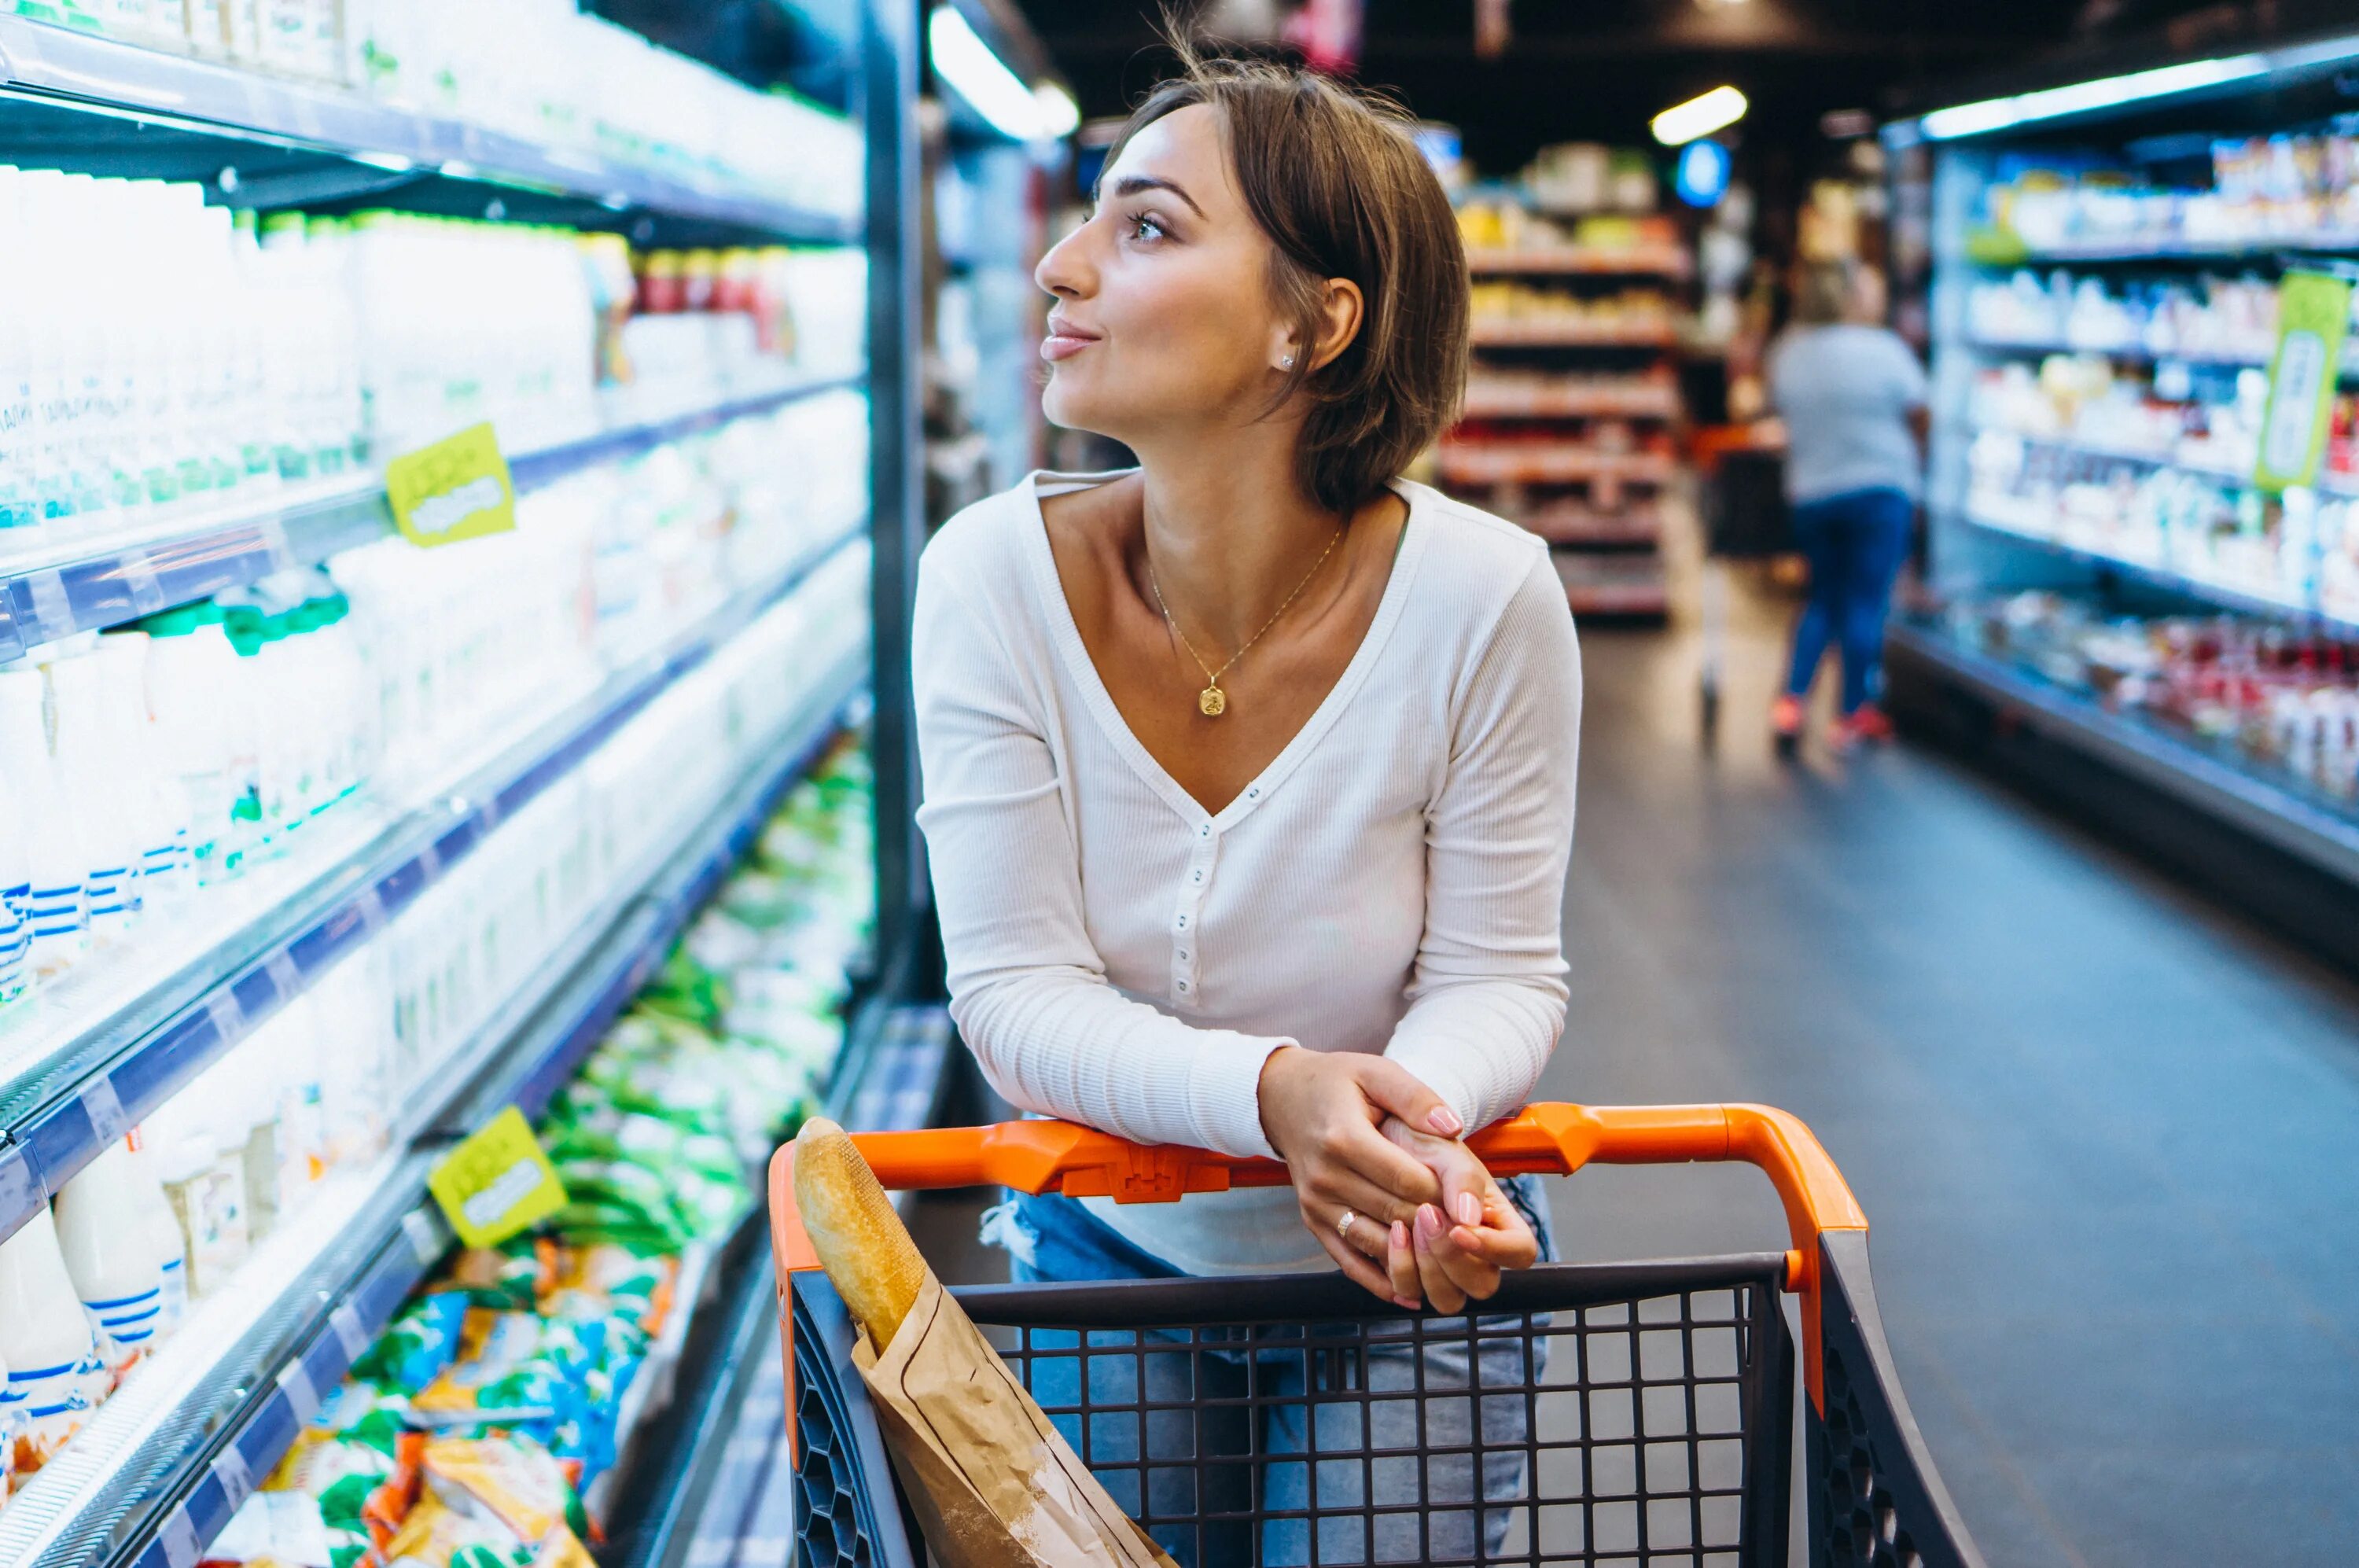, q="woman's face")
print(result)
[1035,104,1294,444]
